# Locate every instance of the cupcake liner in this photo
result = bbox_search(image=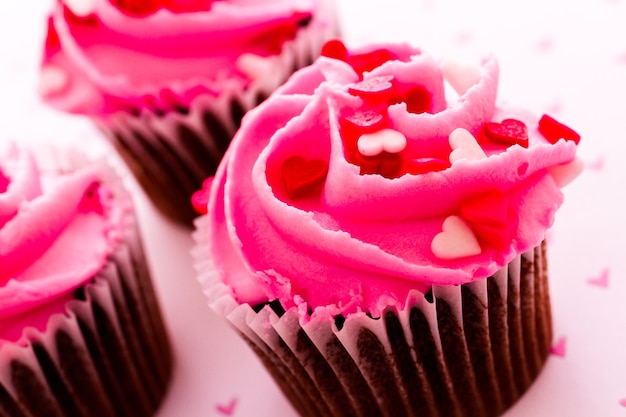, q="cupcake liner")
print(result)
[0,235,172,417]
[0,151,172,417]
[99,21,332,226]
[194,216,551,417]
